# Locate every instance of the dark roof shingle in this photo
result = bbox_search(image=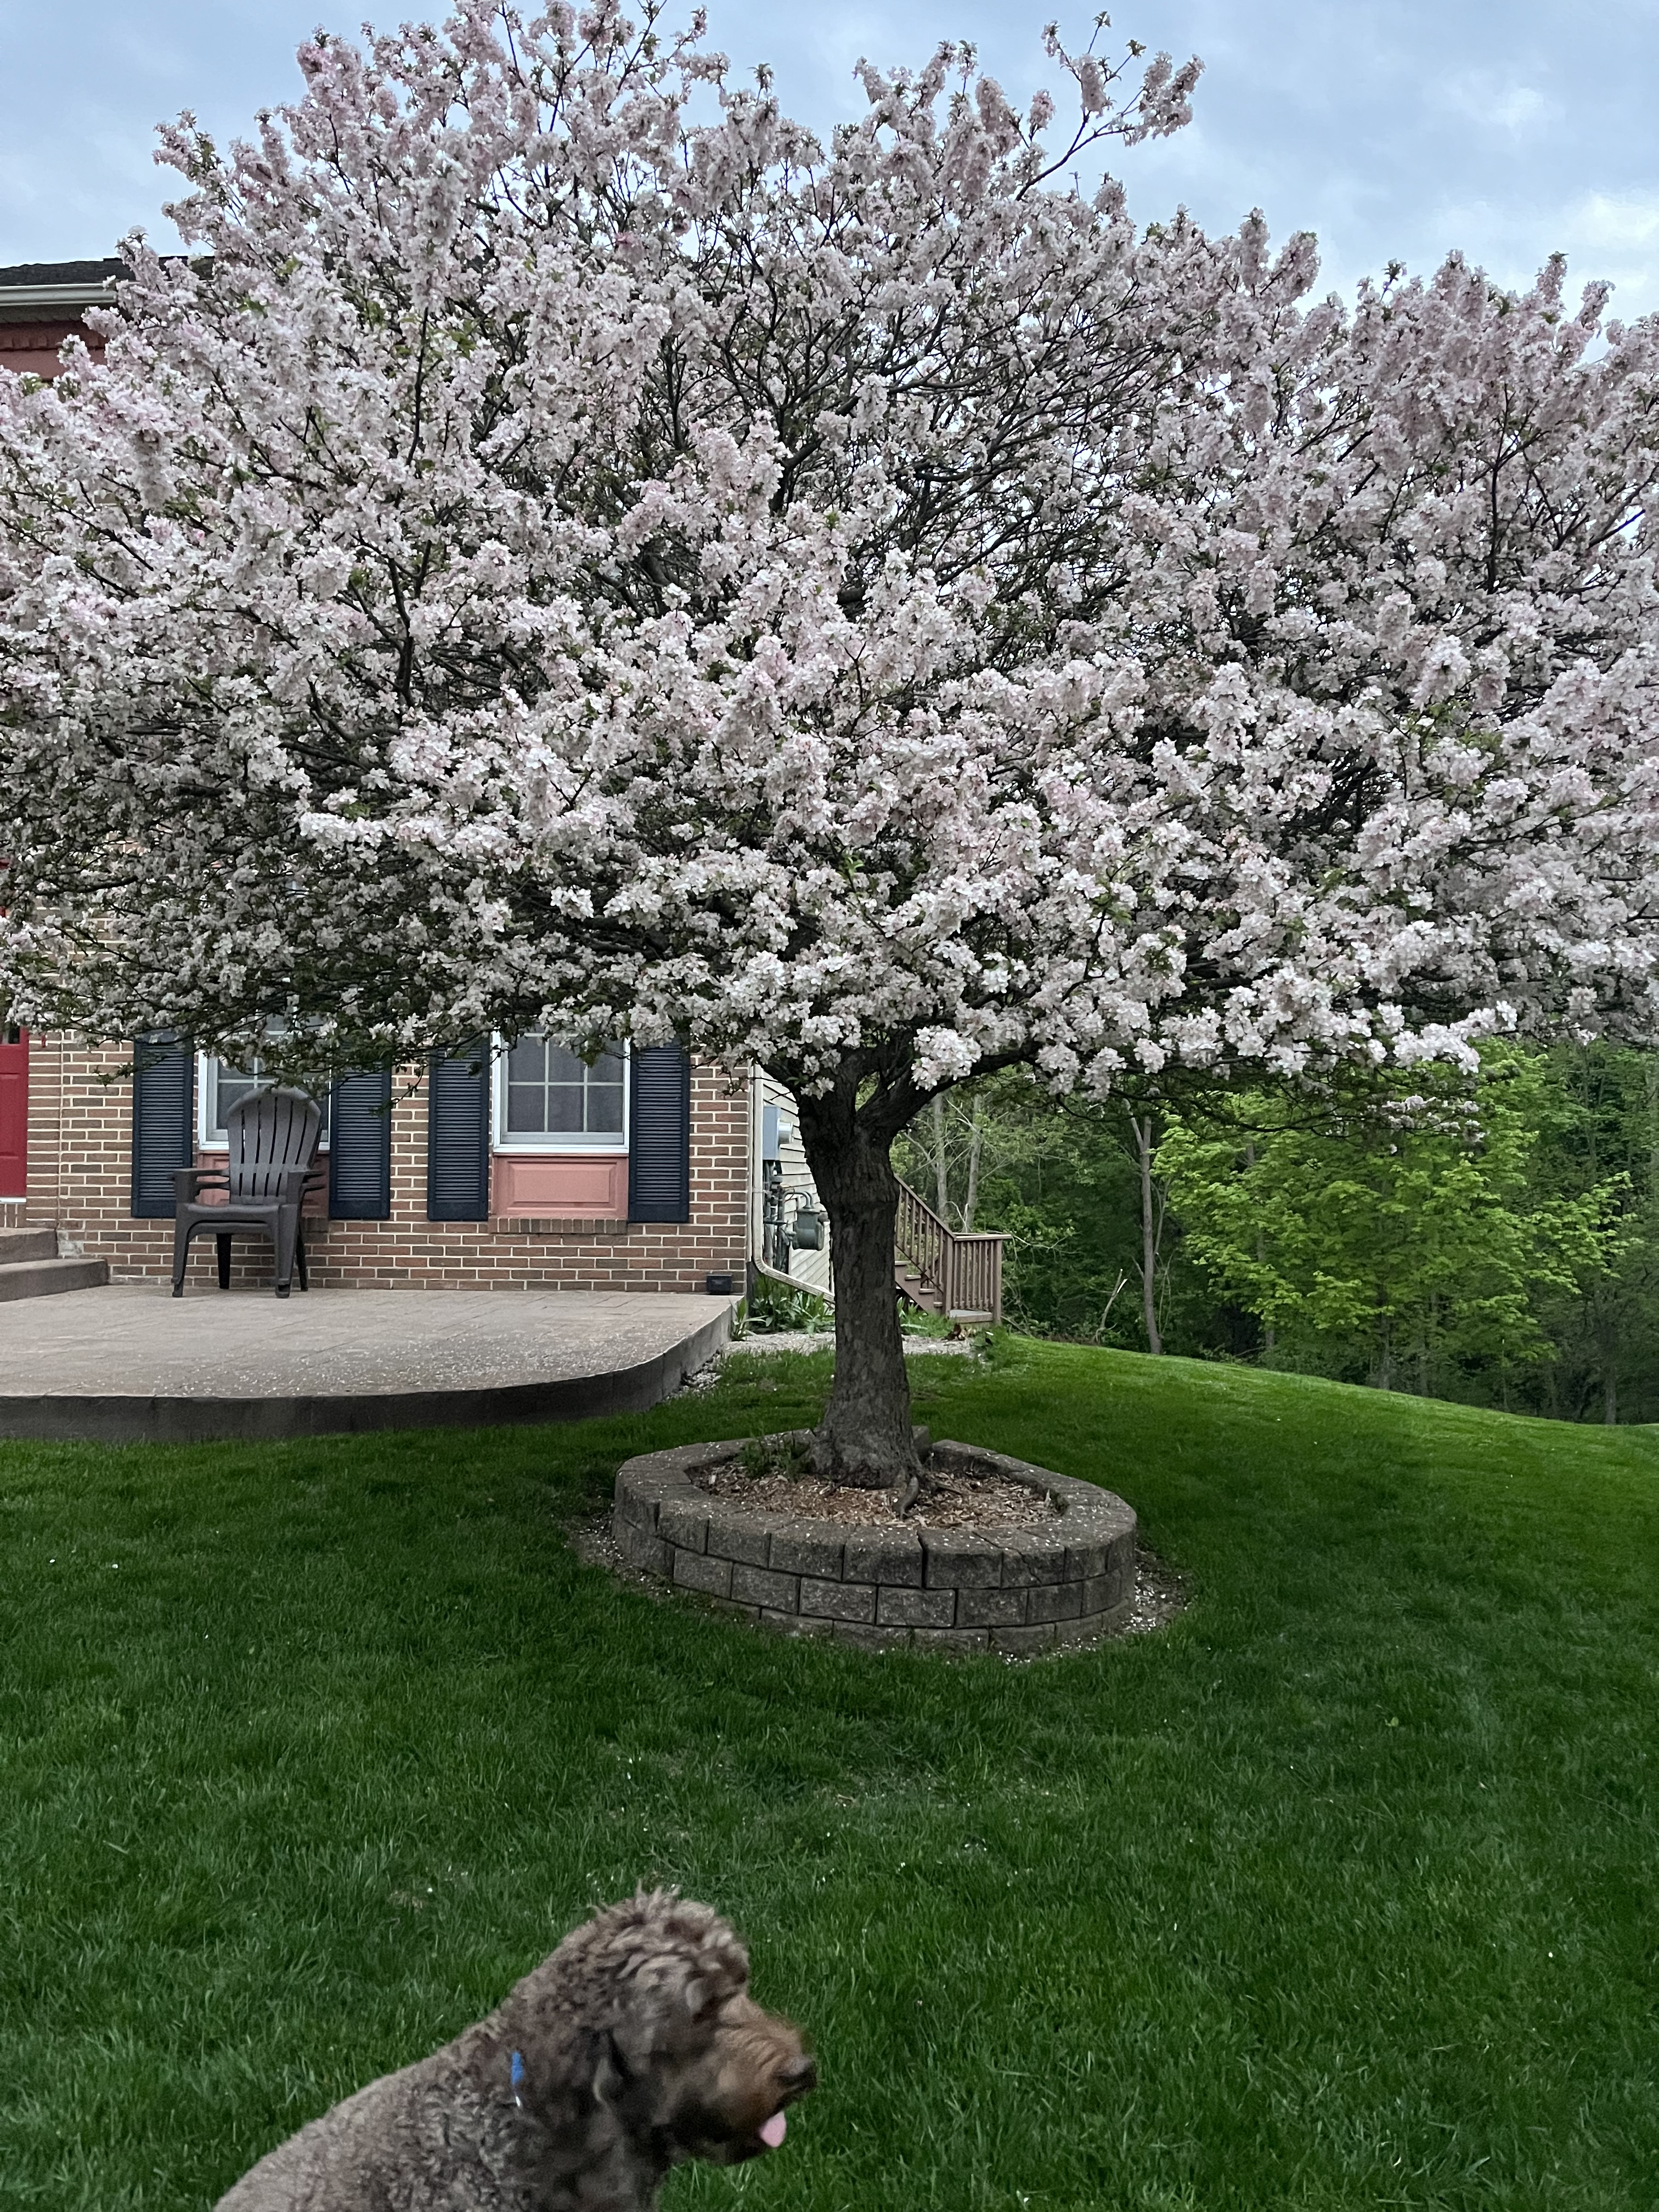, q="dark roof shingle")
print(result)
[0,259,127,287]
